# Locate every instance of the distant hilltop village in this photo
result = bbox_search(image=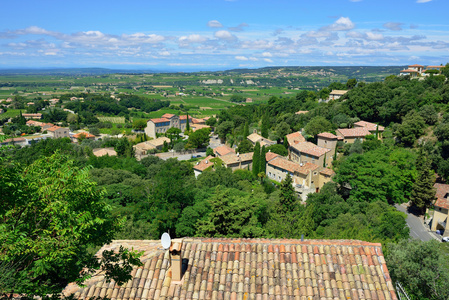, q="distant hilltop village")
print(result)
[399,64,445,78]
